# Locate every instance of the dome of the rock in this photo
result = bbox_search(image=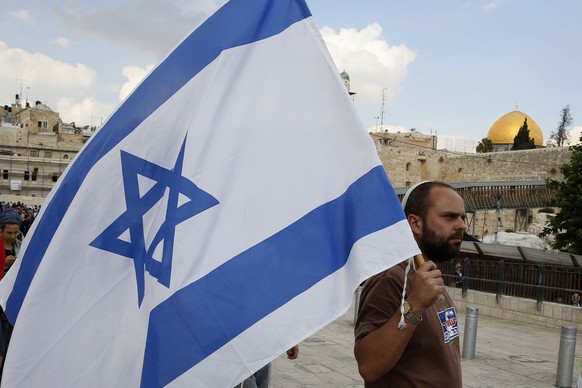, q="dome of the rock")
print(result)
[487,110,544,148]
